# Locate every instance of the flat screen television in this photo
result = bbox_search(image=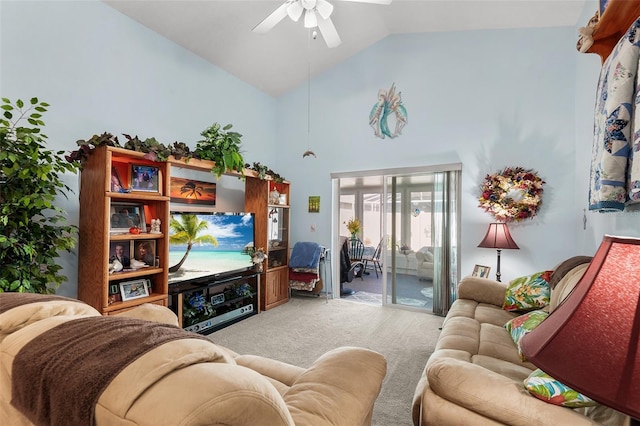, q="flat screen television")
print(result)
[168,212,254,284]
